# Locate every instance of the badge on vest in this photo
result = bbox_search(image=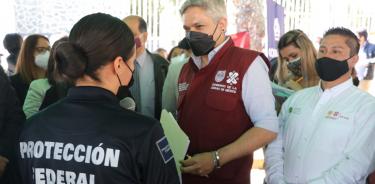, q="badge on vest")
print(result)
[325,111,349,120]
[210,70,239,94]
[288,107,301,114]
[215,70,226,82]
[226,71,239,85]
[178,82,189,92]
